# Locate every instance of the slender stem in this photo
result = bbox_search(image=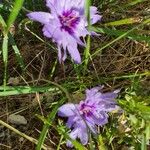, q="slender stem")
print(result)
[84,0,91,72]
